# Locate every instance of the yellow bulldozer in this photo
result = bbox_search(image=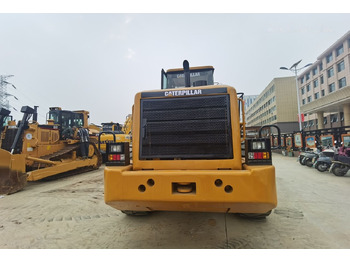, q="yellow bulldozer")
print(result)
[0,106,102,195]
[98,115,132,162]
[104,60,278,218]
